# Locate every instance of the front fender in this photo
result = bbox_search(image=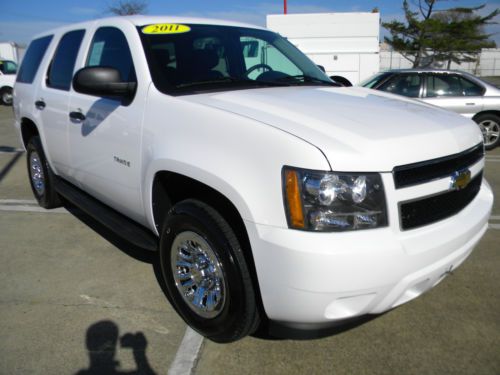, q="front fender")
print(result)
[141,89,330,234]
